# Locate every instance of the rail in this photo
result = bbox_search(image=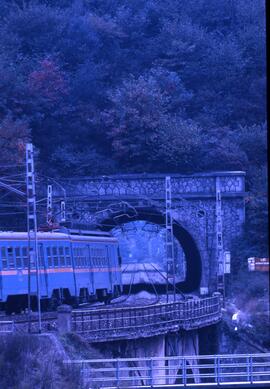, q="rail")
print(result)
[72,296,222,341]
[0,320,14,333]
[64,353,270,388]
